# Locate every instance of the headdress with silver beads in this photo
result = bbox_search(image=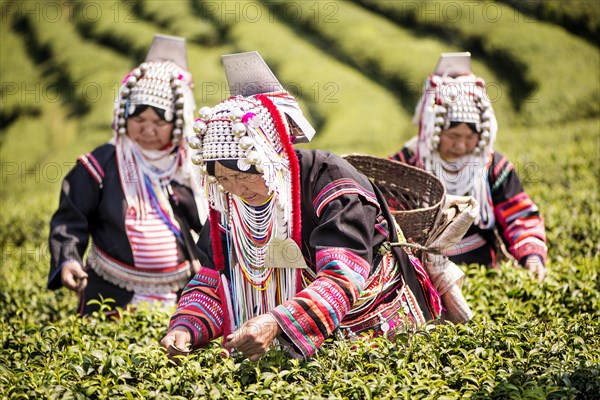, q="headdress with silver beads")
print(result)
[113,34,194,146]
[425,74,496,157]
[411,52,498,230]
[190,94,292,212]
[189,51,314,216]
